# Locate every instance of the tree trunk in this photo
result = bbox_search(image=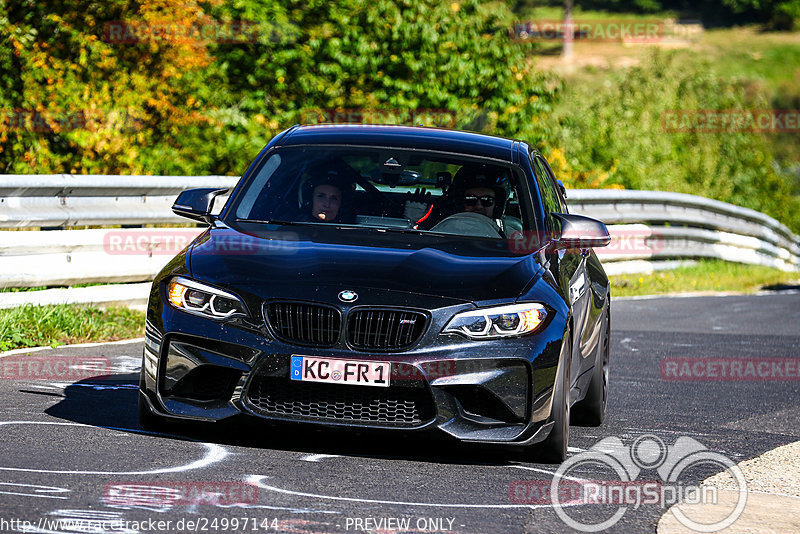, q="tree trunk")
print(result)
[562,0,574,60]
